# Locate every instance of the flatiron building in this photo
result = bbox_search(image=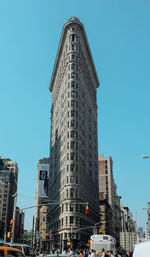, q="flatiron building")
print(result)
[48,17,100,250]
